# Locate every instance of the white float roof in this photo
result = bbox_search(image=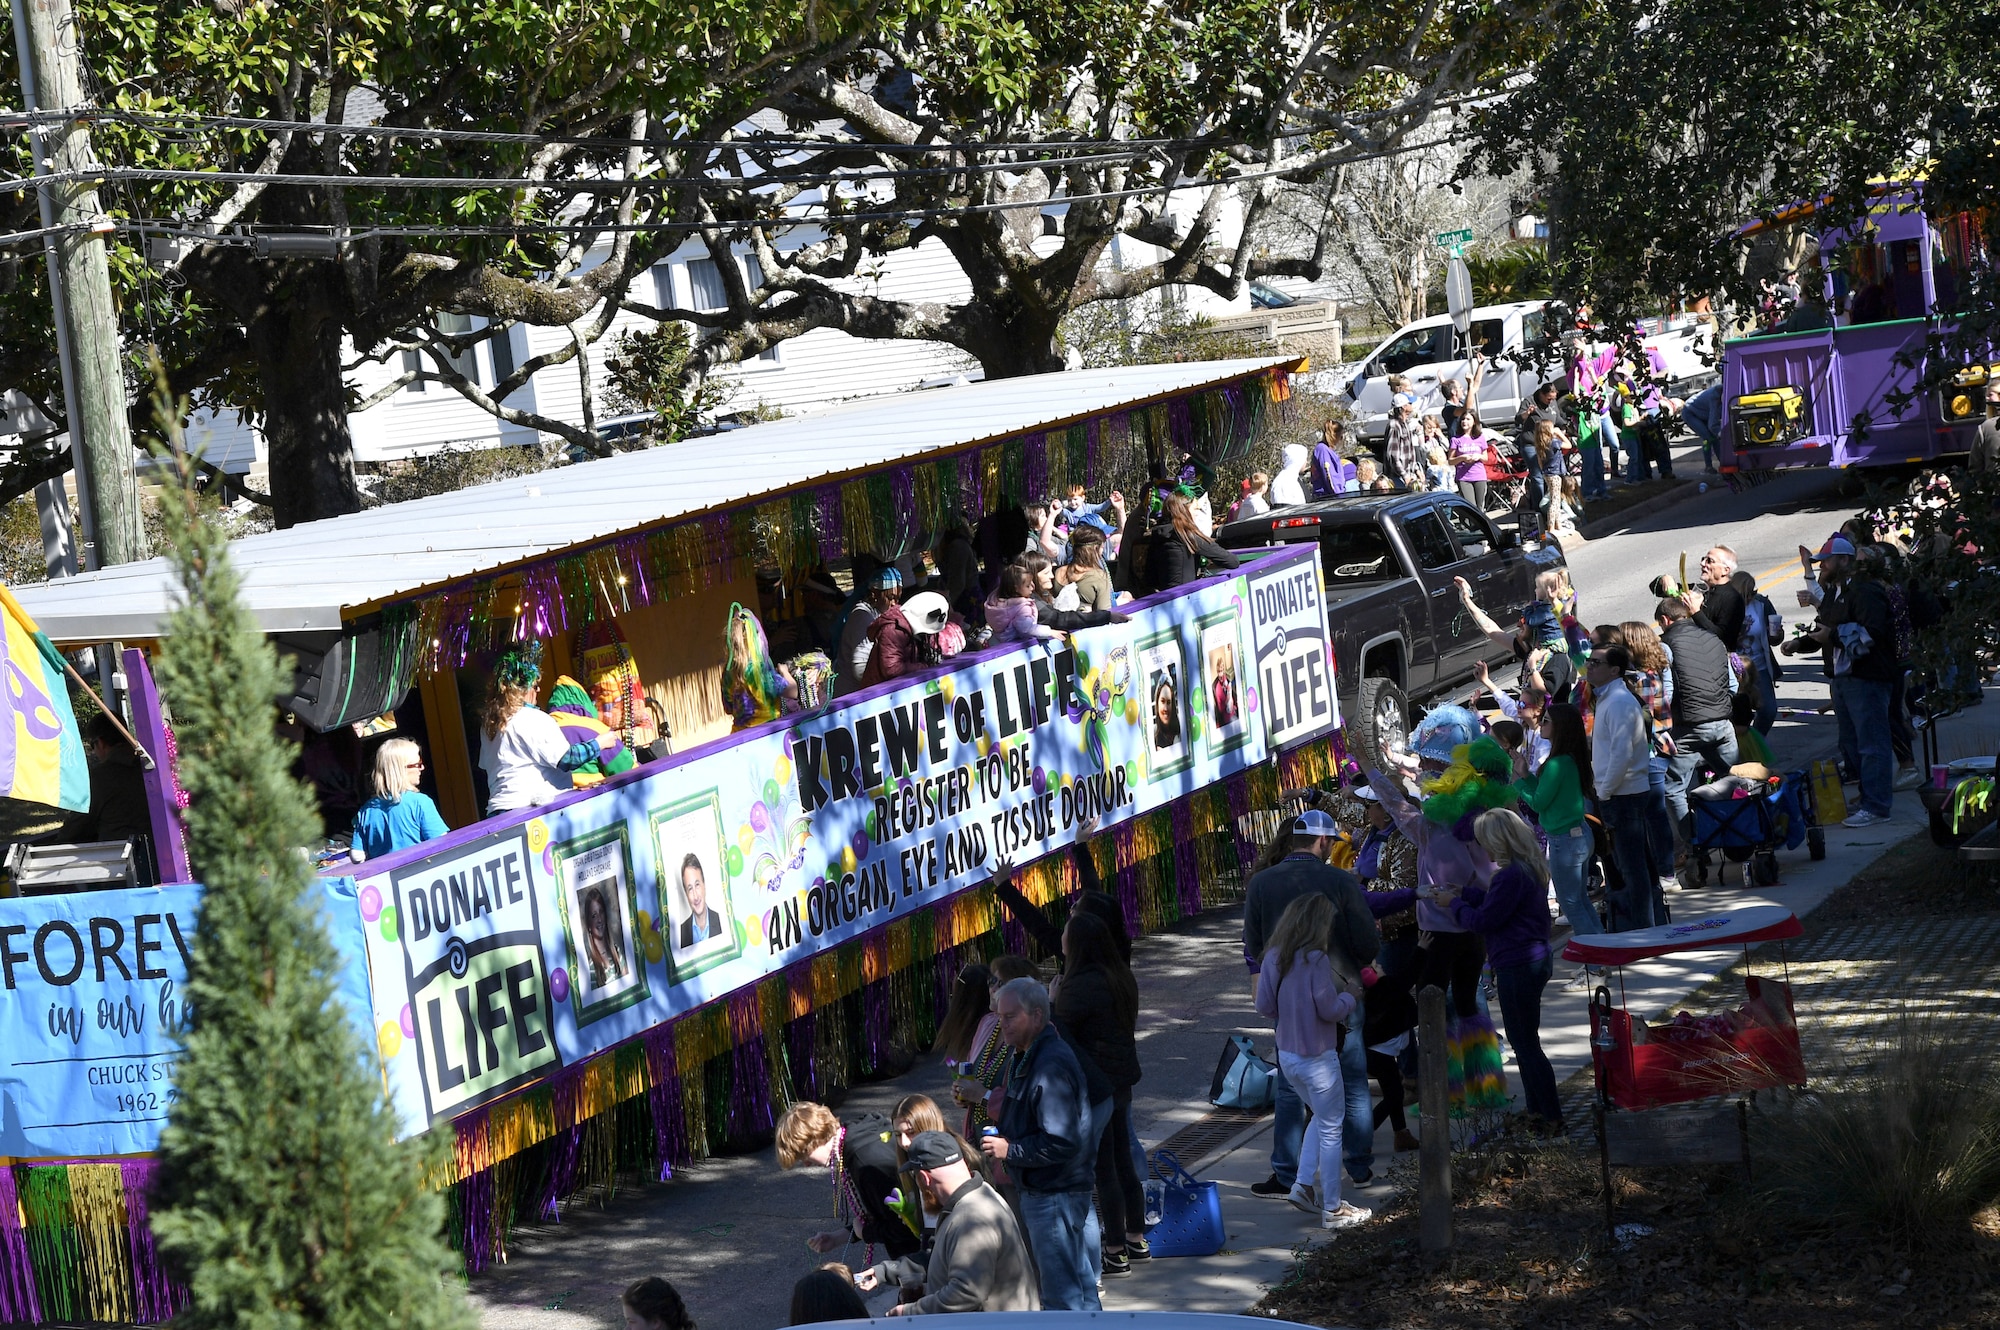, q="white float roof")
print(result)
[14,357,1297,643]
